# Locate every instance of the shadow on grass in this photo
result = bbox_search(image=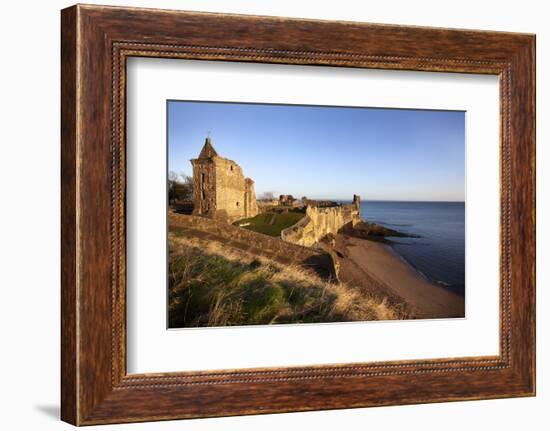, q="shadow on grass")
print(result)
[168,242,340,328]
